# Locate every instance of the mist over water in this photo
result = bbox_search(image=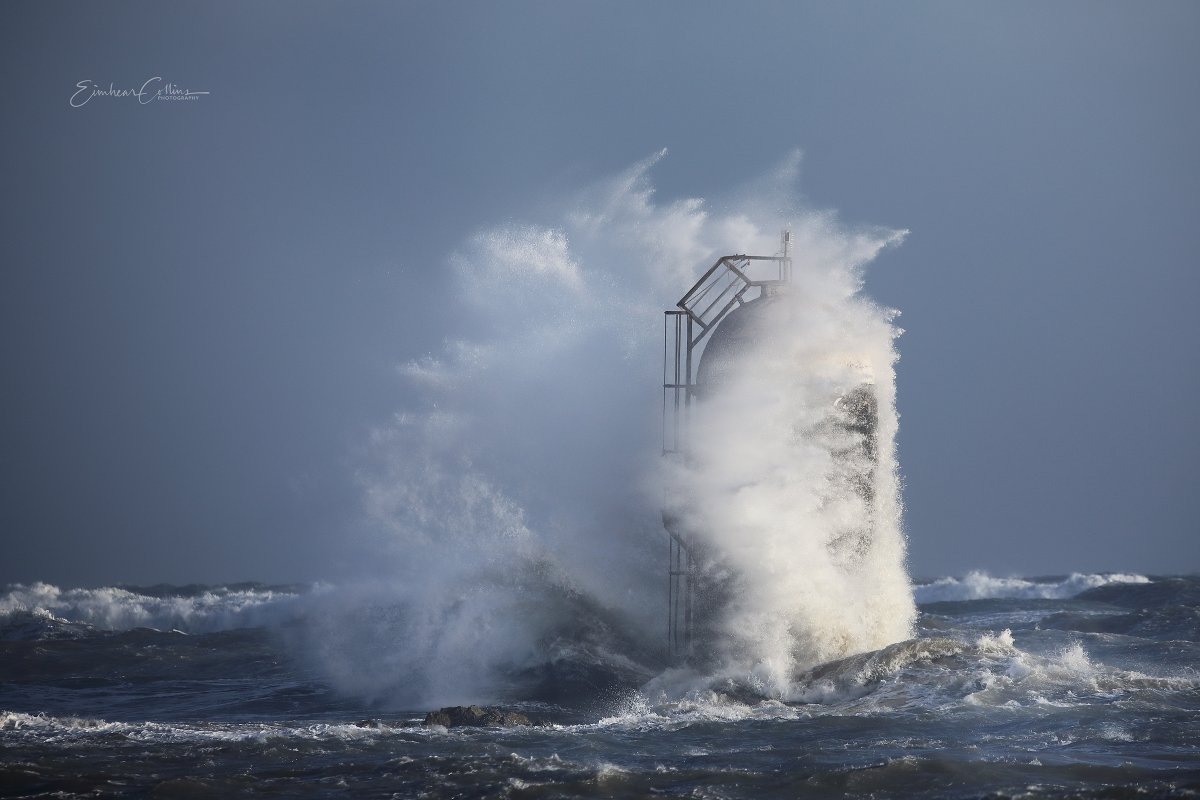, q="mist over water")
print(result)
[309,151,915,707]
